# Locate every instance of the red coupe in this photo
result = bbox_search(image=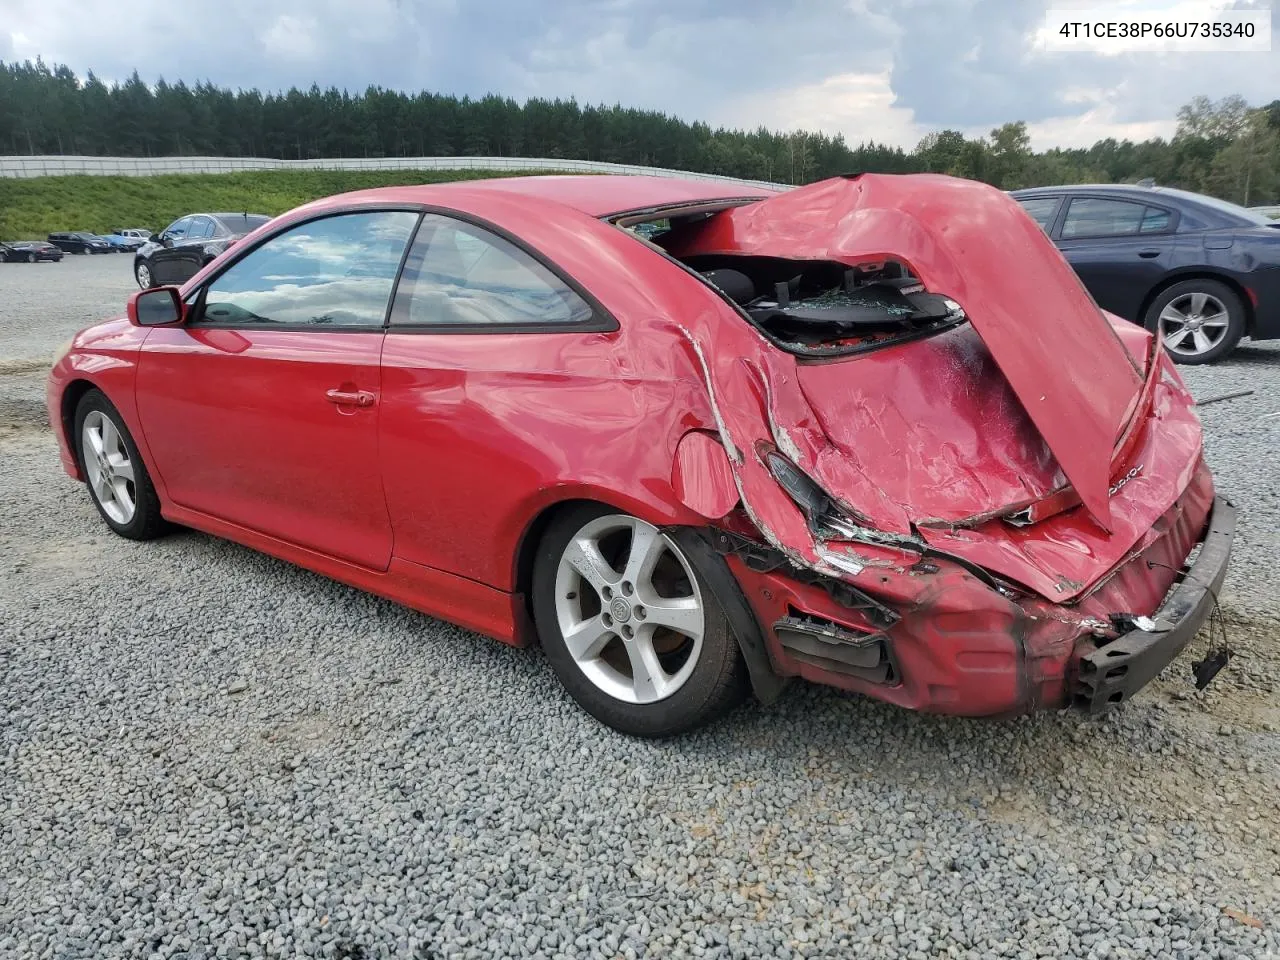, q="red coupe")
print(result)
[47,173,1235,736]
